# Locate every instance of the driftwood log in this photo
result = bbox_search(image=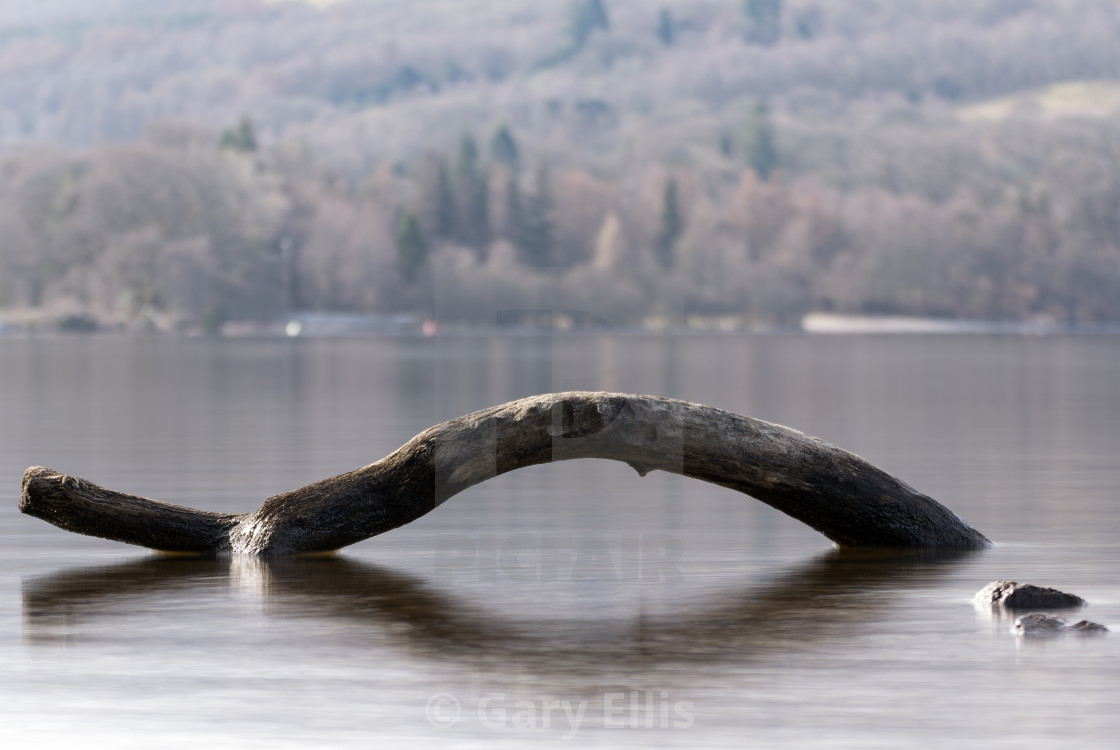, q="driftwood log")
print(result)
[20,391,990,555]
